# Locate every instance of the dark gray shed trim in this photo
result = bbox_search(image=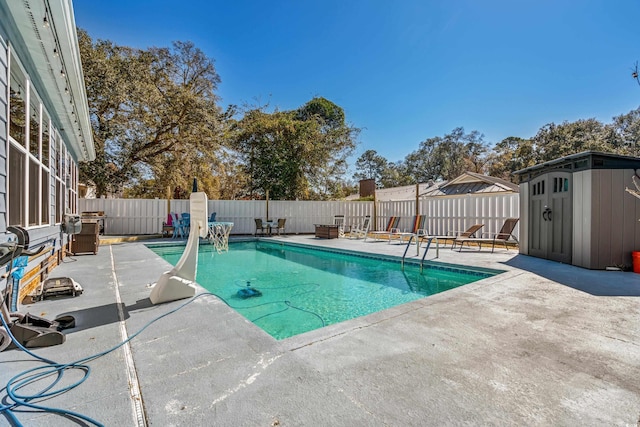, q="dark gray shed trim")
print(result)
[514,151,640,183]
